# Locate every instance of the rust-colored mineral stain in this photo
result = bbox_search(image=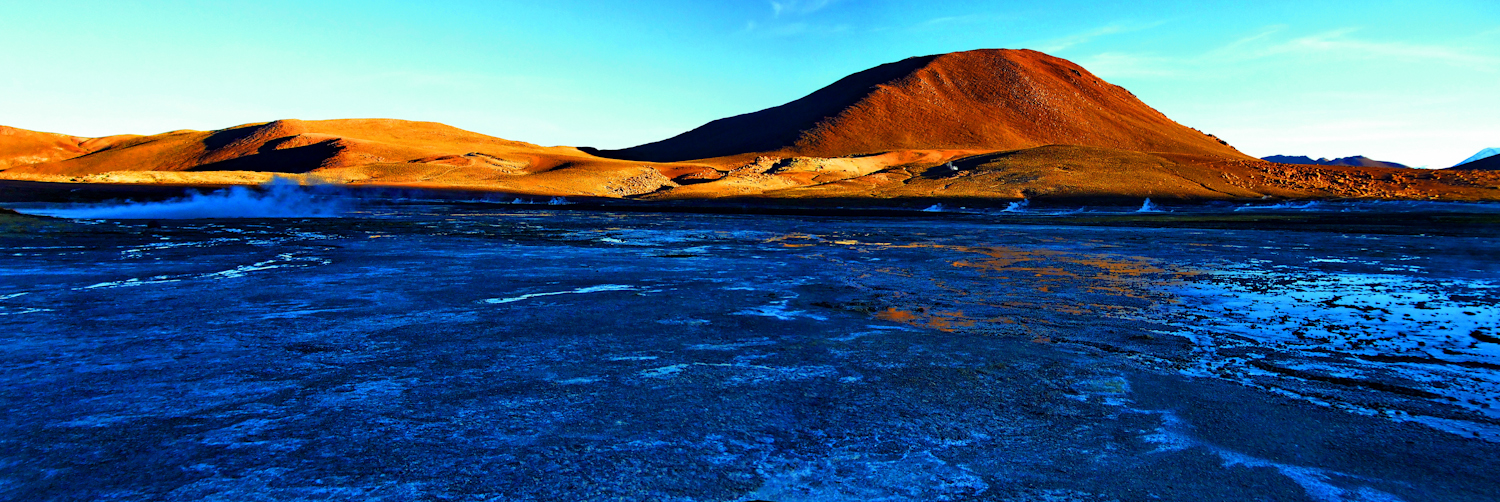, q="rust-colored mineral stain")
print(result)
[875,306,977,333]
[764,234,818,243]
[925,311,977,332]
[1054,305,1088,315]
[876,308,917,322]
